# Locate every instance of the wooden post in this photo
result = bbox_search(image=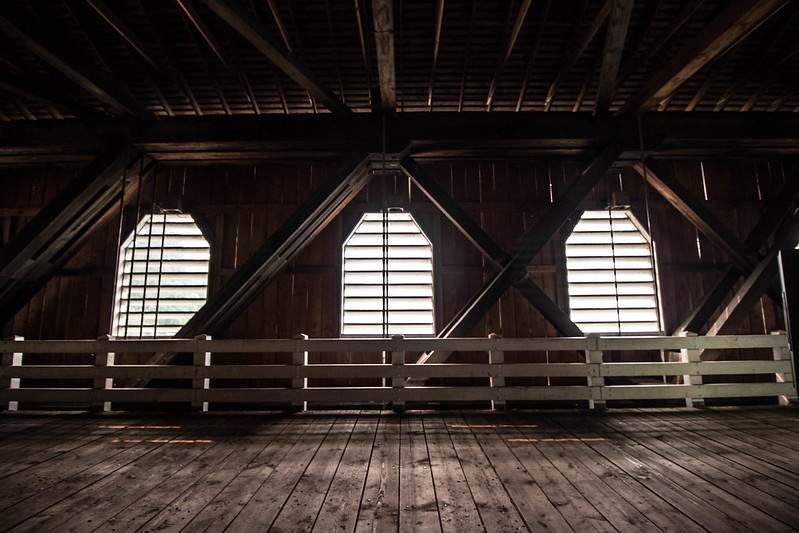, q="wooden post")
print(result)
[391,334,405,413]
[772,330,798,405]
[292,334,308,412]
[488,333,505,410]
[2,335,23,411]
[193,334,211,412]
[93,334,115,412]
[587,334,605,410]
[679,331,704,408]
